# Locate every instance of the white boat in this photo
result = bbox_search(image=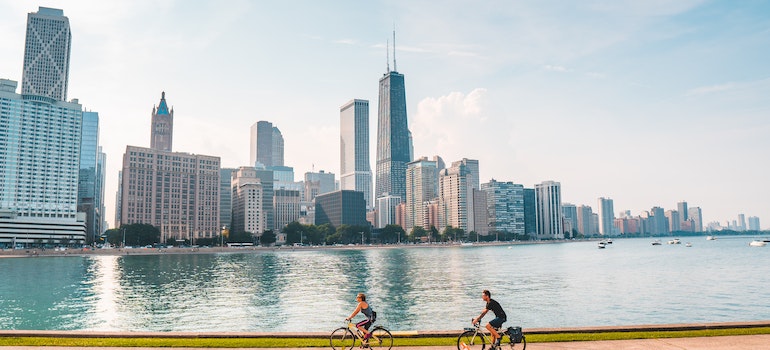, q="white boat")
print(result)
[706,235,716,241]
[598,242,606,249]
[606,239,613,244]
[651,240,662,246]
[685,242,692,247]
[749,240,766,247]
[667,238,681,245]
